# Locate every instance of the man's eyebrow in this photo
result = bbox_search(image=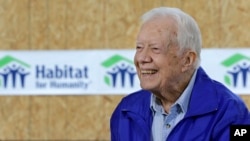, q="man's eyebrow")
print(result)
[148,42,159,46]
